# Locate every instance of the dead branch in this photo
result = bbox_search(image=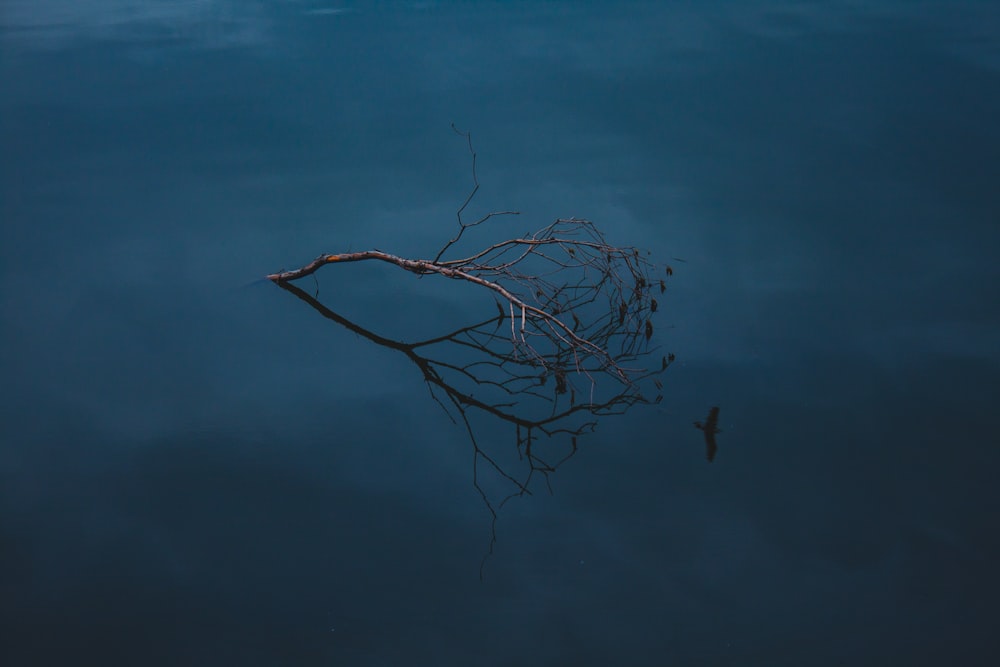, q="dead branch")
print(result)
[267,218,663,387]
[267,129,675,576]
